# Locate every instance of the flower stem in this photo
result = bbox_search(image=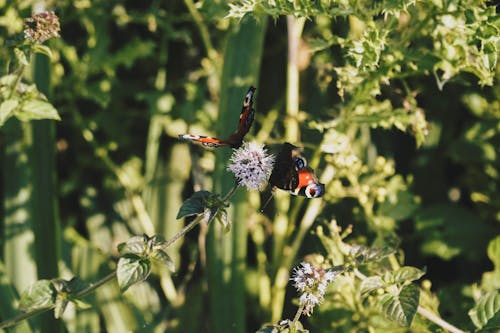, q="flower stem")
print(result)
[291,303,305,331]
[417,306,466,333]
